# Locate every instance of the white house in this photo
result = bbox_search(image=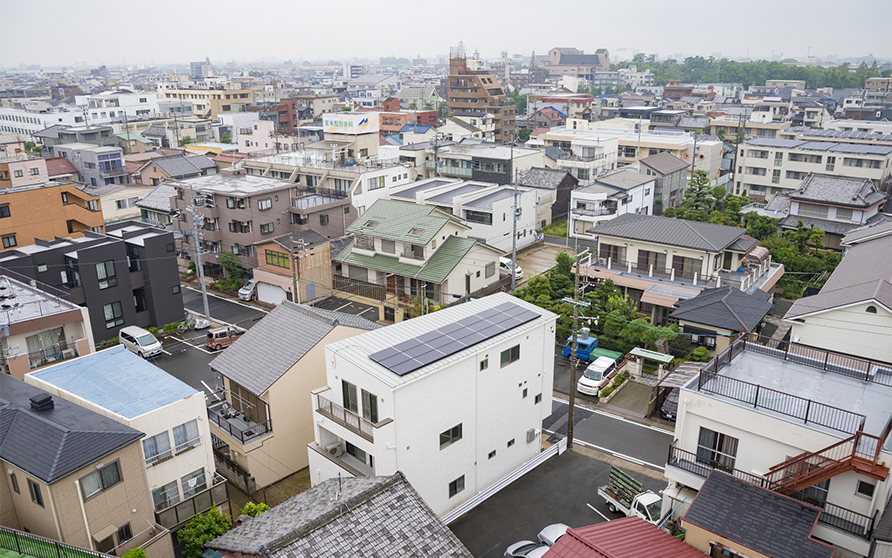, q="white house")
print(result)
[663,337,892,558]
[307,292,557,516]
[391,177,540,253]
[569,168,656,238]
[26,346,225,531]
